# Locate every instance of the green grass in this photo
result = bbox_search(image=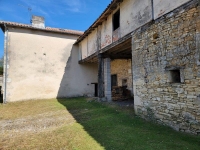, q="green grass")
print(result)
[0,97,200,150]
